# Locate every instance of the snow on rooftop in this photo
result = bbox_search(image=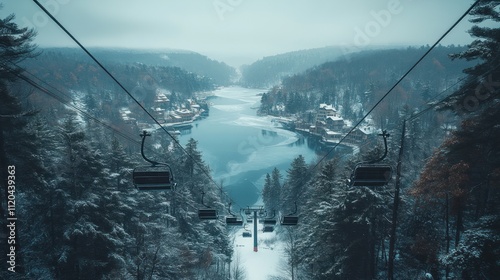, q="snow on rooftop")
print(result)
[326,116,343,121]
[358,125,377,134]
[319,103,336,111]
[156,88,171,95]
[119,108,132,115]
[176,109,191,114]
